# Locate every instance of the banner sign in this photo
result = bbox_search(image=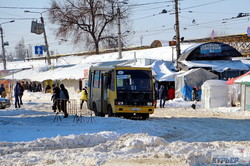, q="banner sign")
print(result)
[83,69,89,78]
[200,43,222,53]
[31,21,44,35]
